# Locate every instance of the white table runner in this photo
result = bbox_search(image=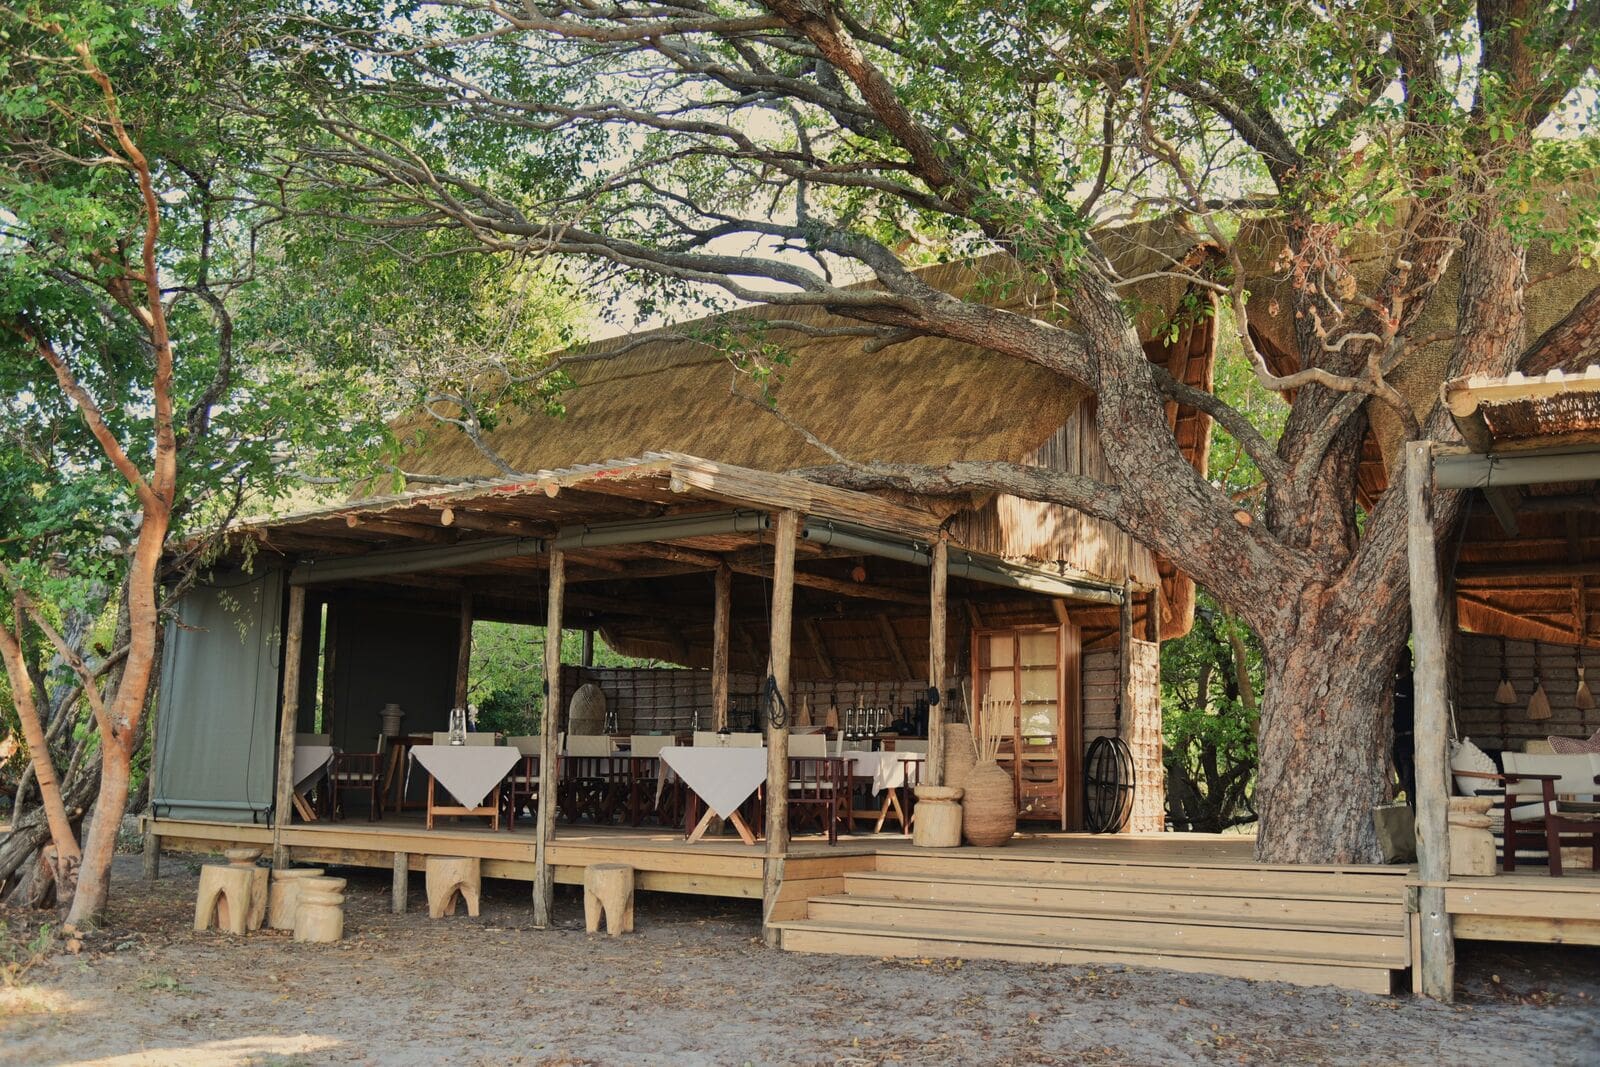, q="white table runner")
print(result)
[659,746,767,819]
[410,745,521,809]
[292,745,336,791]
[842,750,922,795]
